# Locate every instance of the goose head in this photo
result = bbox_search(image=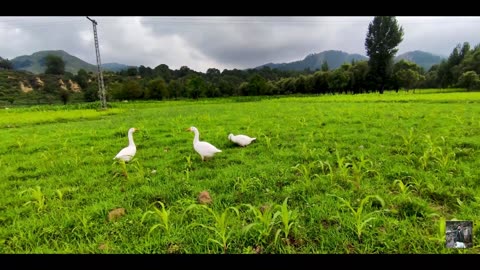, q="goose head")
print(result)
[186,126,198,132]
